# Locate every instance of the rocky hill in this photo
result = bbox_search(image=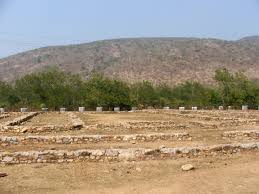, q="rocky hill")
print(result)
[0,36,258,85]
